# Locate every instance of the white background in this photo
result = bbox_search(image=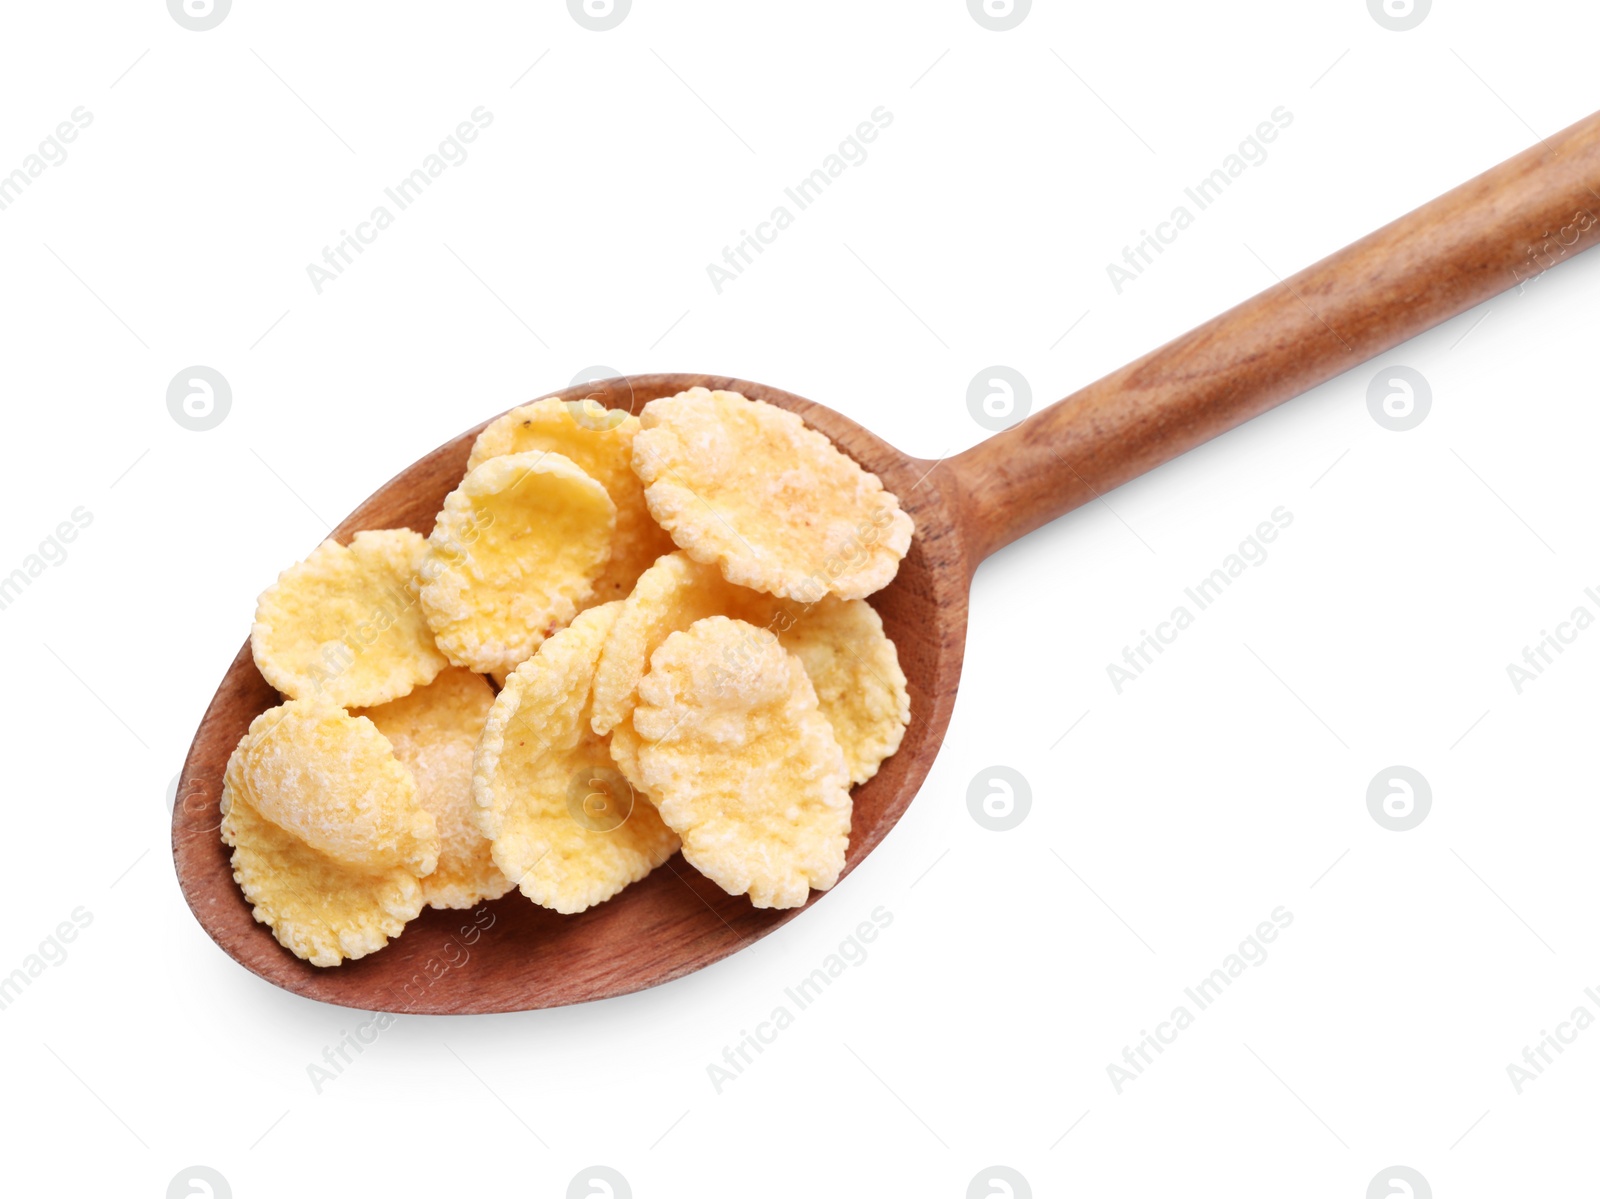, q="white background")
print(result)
[1,1,1596,1195]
